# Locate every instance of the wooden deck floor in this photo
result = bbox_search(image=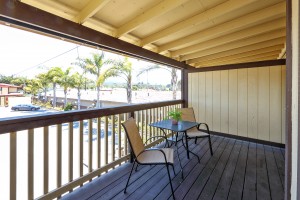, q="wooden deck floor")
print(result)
[62,135,285,200]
